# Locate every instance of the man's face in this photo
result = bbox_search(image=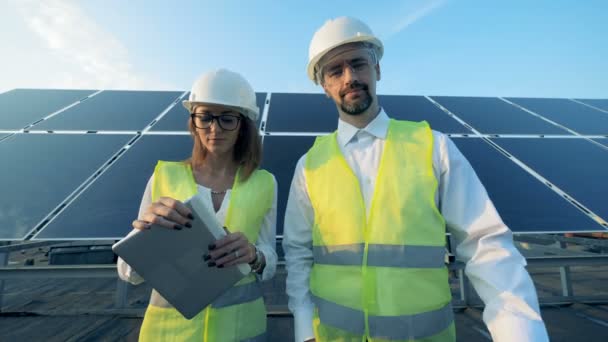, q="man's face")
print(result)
[319,45,380,116]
